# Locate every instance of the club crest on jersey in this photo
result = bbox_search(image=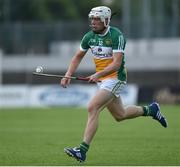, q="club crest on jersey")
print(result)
[105,39,112,46]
